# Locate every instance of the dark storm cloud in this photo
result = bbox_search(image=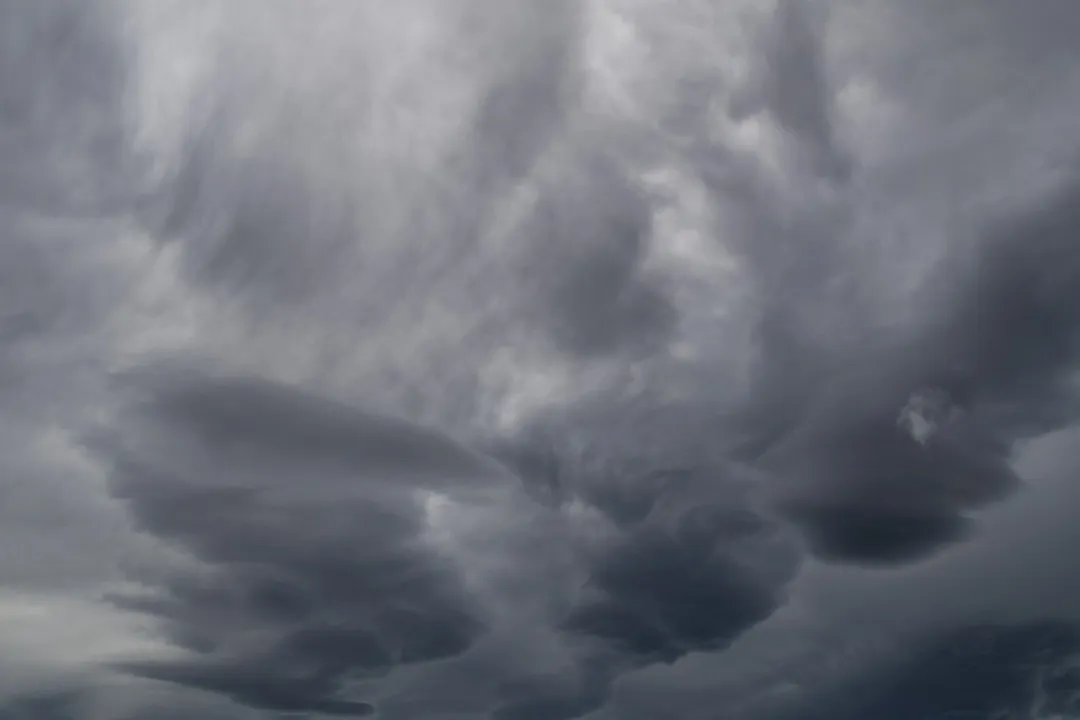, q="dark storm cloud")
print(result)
[114,657,377,717]
[760,367,1019,564]
[90,367,508,717]
[108,366,513,488]
[690,0,1080,566]
[0,689,82,720]
[450,642,617,720]
[95,365,798,720]
[756,169,1080,565]
[562,529,779,662]
[562,468,795,666]
[0,682,271,720]
[486,410,799,719]
[941,173,1080,422]
[784,620,1080,720]
[9,0,1080,717]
